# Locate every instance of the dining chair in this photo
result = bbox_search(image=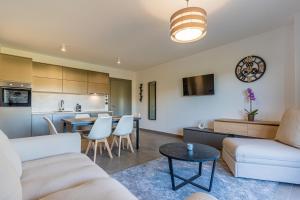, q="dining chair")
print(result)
[43,116,58,135]
[75,113,91,134]
[84,116,113,162]
[98,113,110,118]
[111,115,134,157]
